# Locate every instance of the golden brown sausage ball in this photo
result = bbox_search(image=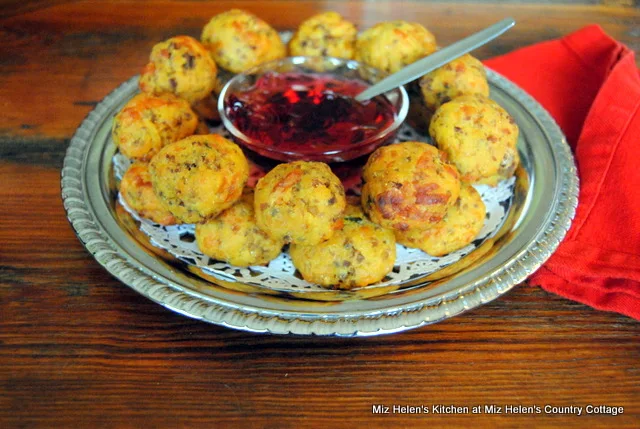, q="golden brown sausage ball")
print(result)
[362,142,461,231]
[395,184,485,256]
[288,12,357,59]
[407,55,489,133]
[112,93,198,162]
[149,134,249,223]
[429,95,519,186]
[355,21,437,74]
[290,203,396,289]
[139,36,218,104]
[119,163,178,225]
[195,191,284,266]
[254,161,346,245]
[201,9,286,73]
[420,54,489,113]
